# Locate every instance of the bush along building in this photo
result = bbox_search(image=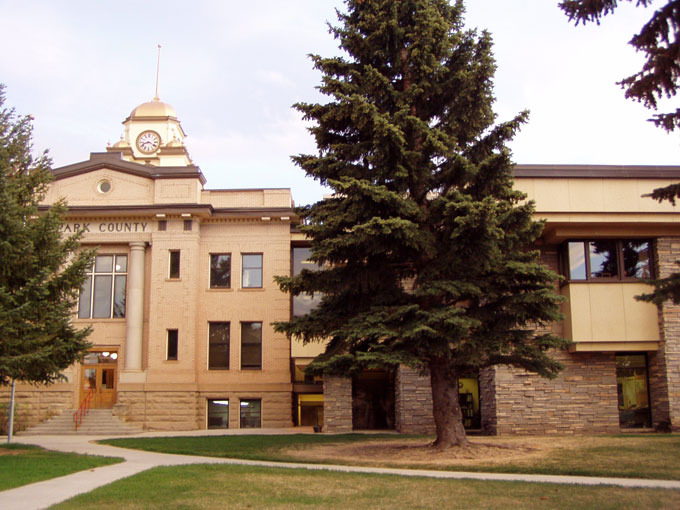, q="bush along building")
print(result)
[2,98,678,434]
